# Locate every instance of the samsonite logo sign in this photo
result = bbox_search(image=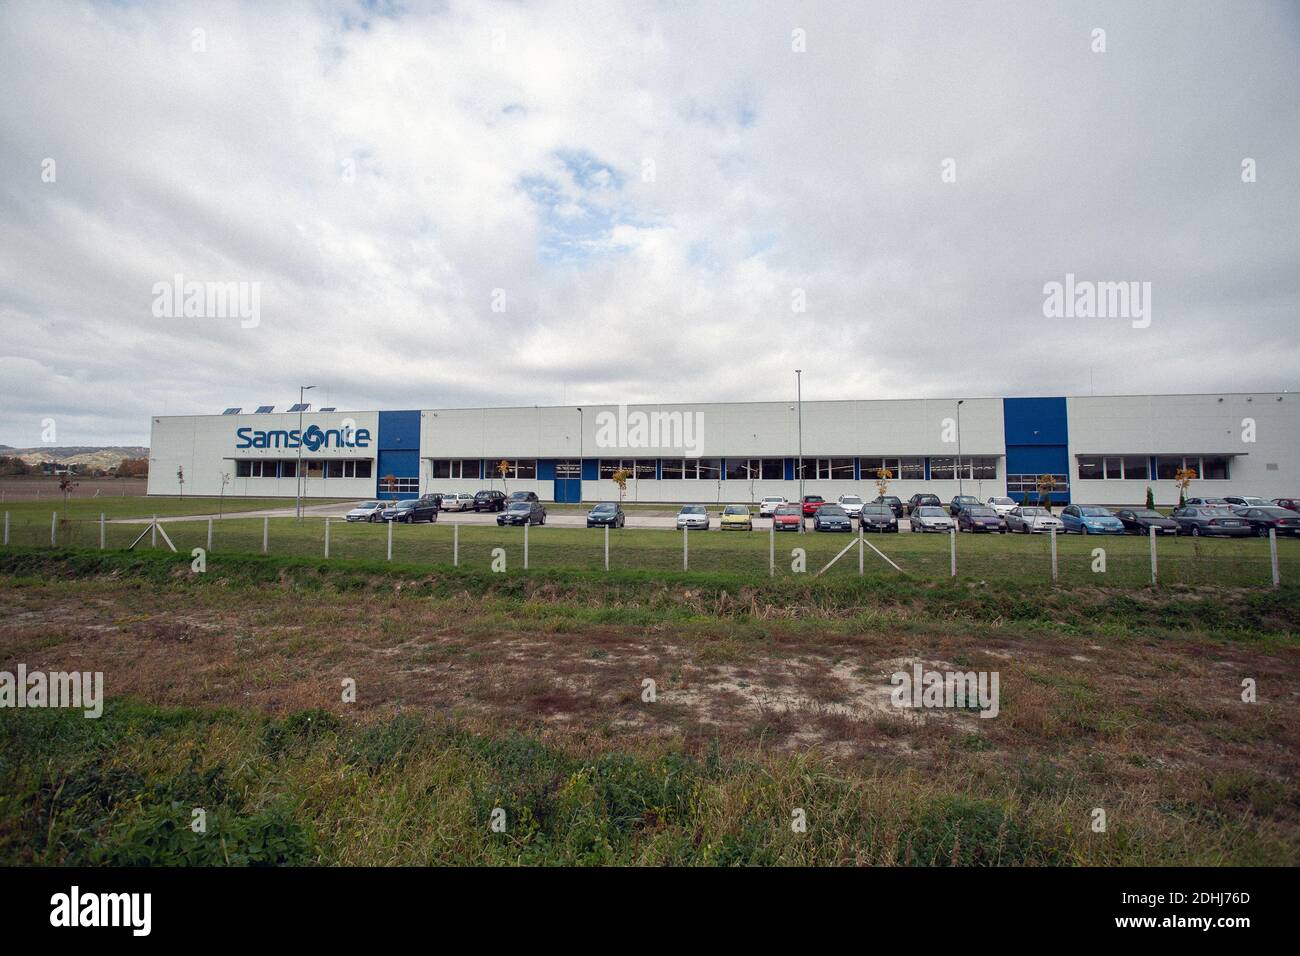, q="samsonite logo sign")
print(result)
[235,425,371,451]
